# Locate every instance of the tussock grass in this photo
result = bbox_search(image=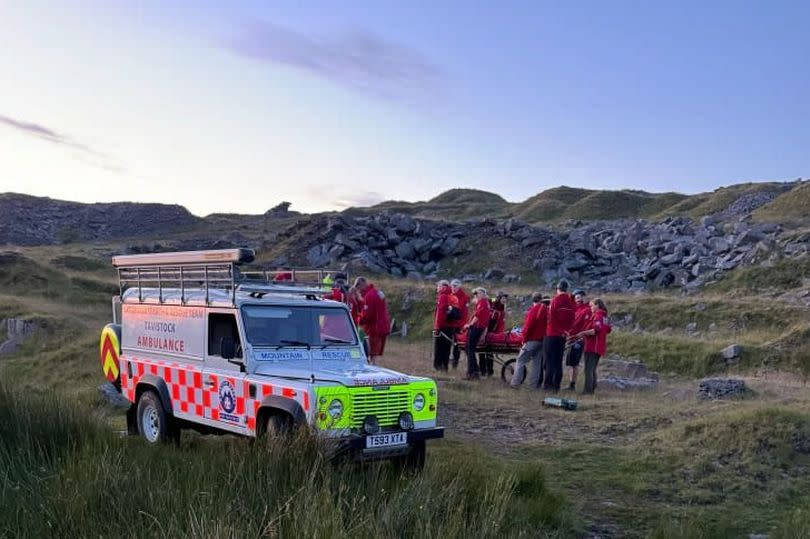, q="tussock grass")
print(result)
[0,383,570,538]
